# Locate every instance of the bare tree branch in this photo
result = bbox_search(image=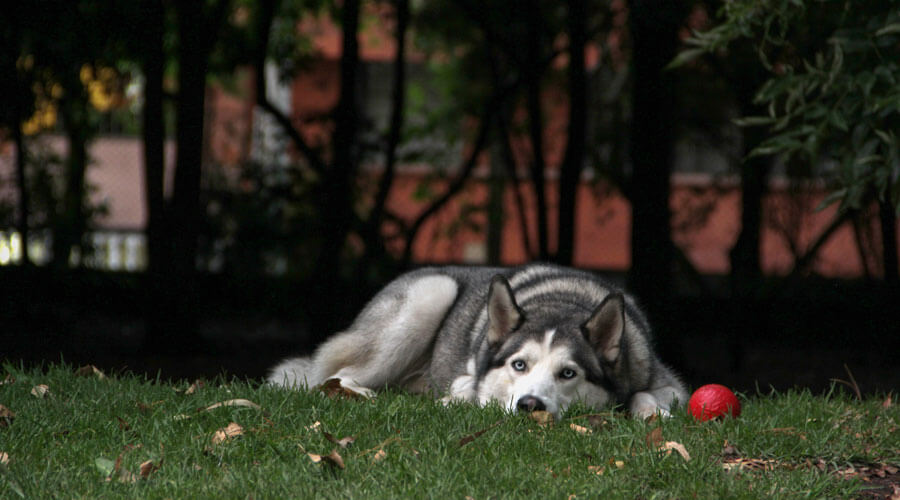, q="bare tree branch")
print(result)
[367,0,409,241]
[789,208,856,277]
[401,103,494,266]
[253,0,326,175]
